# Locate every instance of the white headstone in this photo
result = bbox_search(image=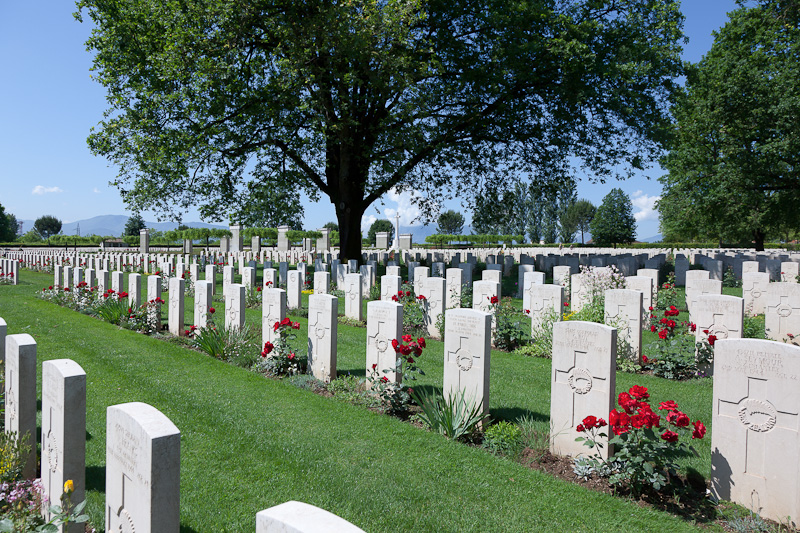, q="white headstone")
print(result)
[743,272,770,317]
[443,308,492,416]
[194,280,213,328]
[224,283,246,331]
[381,275,402,302]
[765,282,800,341]
[604,289,643,362]
[695,294,744,374]
[521,271,546,313]
[344,273,363,321]
[106,402,180,533]
[528,284,564,333]
[445,268,463,309]
[263,268,278,289]
[256,501,365,533]
[287,270,302,310]
[550,321,616,459]
[366,301,403,383]
[205,264,216,295]
[5,334,37,479]
[129,273,142,308]
[711,338,800,525]
[42,359,86,533]
[262,288,287,346]
[168,278,185,336]
[314,271,330,295]
[308,294,338,382]
[420,277,446,338]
